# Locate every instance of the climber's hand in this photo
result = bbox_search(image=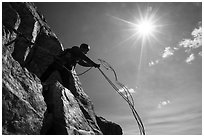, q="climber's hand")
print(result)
[94,63,100,68]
